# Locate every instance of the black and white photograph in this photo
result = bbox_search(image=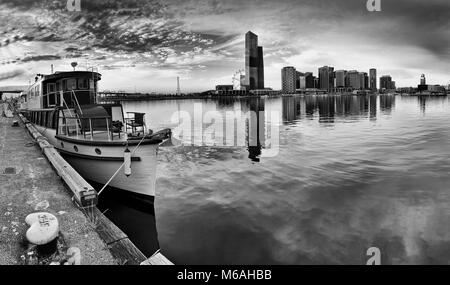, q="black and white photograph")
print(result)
[0,0,450,273]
